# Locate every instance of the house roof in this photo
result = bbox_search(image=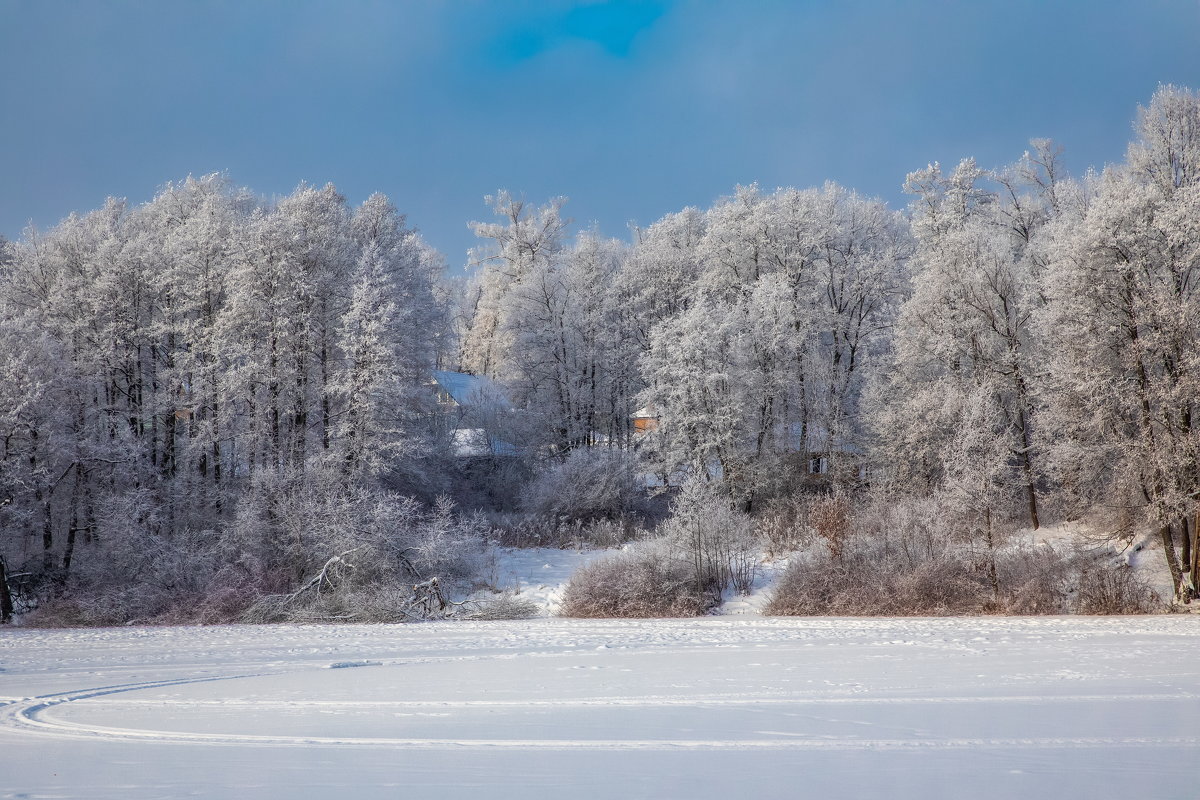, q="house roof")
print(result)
[452,428,521,458]
[631,405,658,420]
[432,370,510,409]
